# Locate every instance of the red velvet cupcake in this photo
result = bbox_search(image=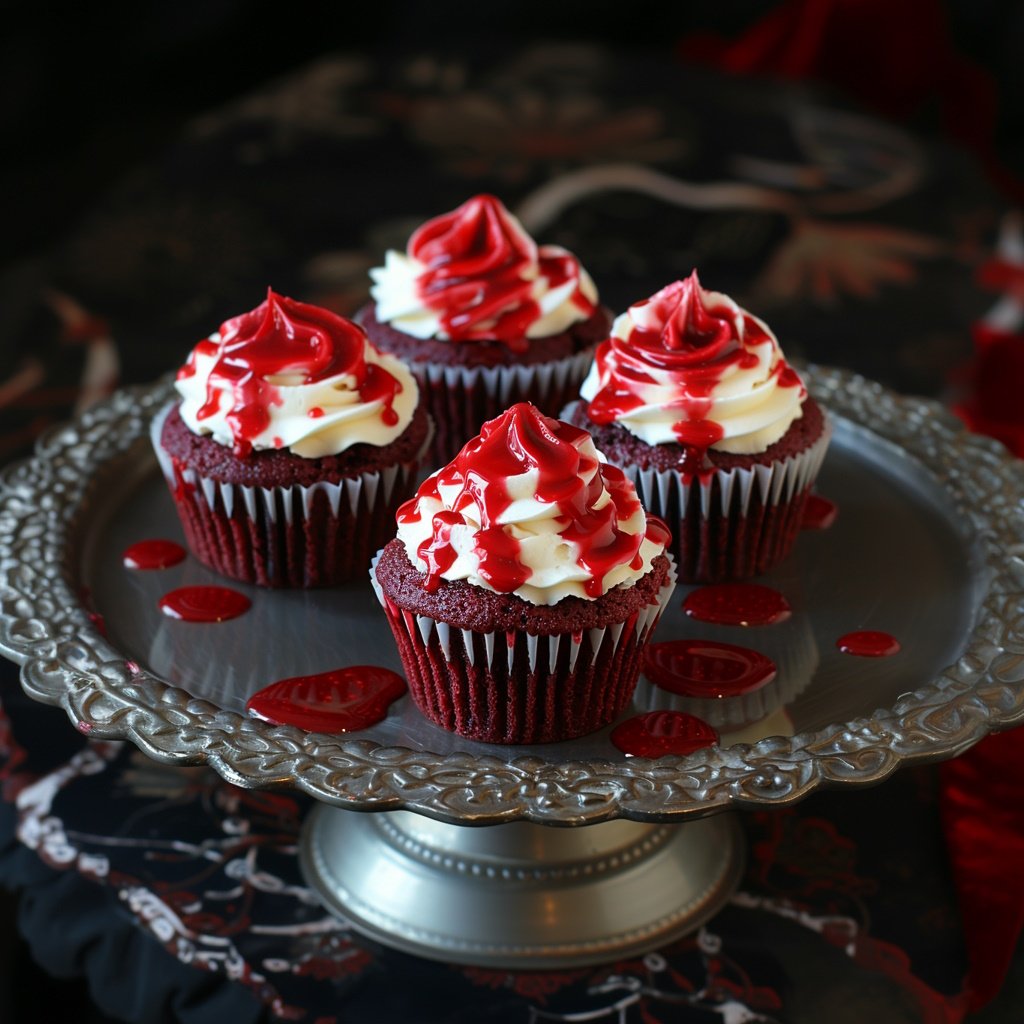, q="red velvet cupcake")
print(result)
[566,272,830,583]
[152,289,431,588]
[360,194,610,462]
[370,403,676,745]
